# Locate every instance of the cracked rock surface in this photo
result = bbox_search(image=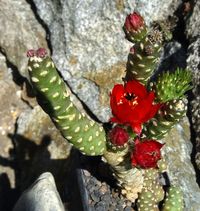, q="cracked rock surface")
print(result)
[186,0,200,171]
